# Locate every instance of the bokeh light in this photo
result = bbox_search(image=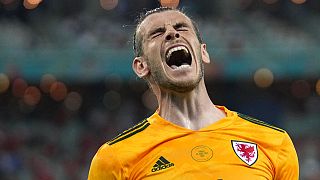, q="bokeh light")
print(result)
[27,0,41,4]
[100,0,118,10]
[103,90,121,110]
[0,0,15,5]
[1,0,19,11]
[23,0,42,10]
[64,92,82,111]
[253,68,274,88]
[12,78,28,98]
[50,81,68,101]
[316,79,320,96]
[23,86,41,106]
[159,0,180,9]
[142,89,157,110]
[291,0,307,4]
[0,73,10,94]
[40,74,56,93]
[291,80,311,98]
